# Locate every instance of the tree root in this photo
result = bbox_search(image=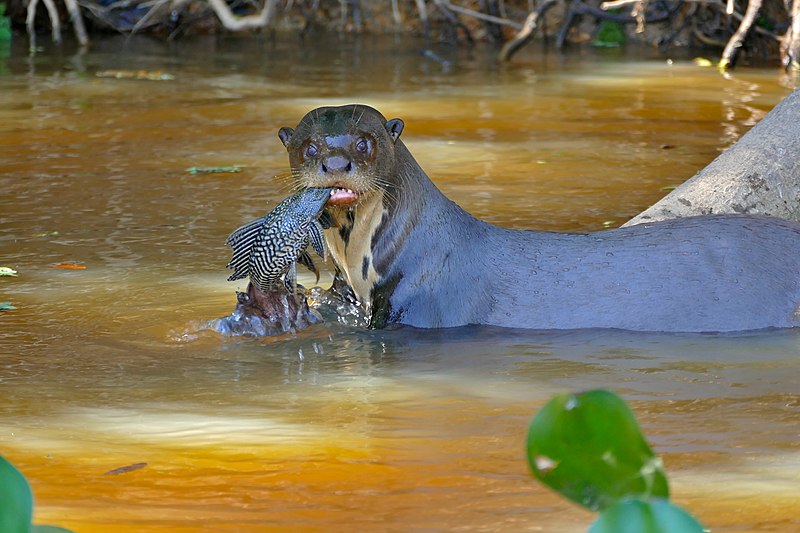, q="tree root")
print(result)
[783,0,800,70]
[26,0,89,50]
[719,0,763,69]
